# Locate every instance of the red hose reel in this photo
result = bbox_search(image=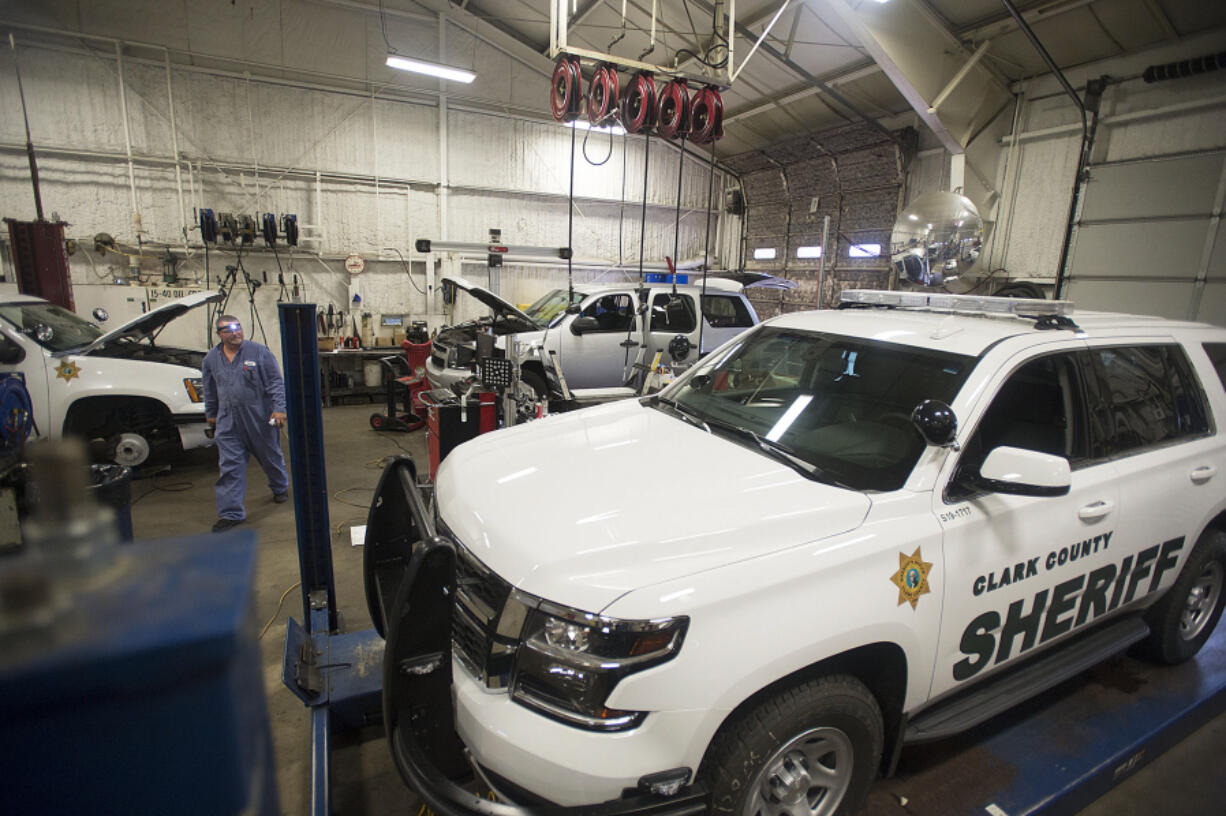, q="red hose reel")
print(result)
[688,86,724,144]
[550,60,723,143]
[587,64,620,126]
[655,79,690,140]
[619,71,657,134]
[550,57,584,122]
